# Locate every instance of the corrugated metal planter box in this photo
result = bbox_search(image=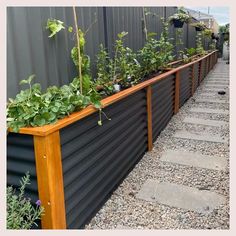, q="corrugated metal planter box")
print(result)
[7,51,218,229]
